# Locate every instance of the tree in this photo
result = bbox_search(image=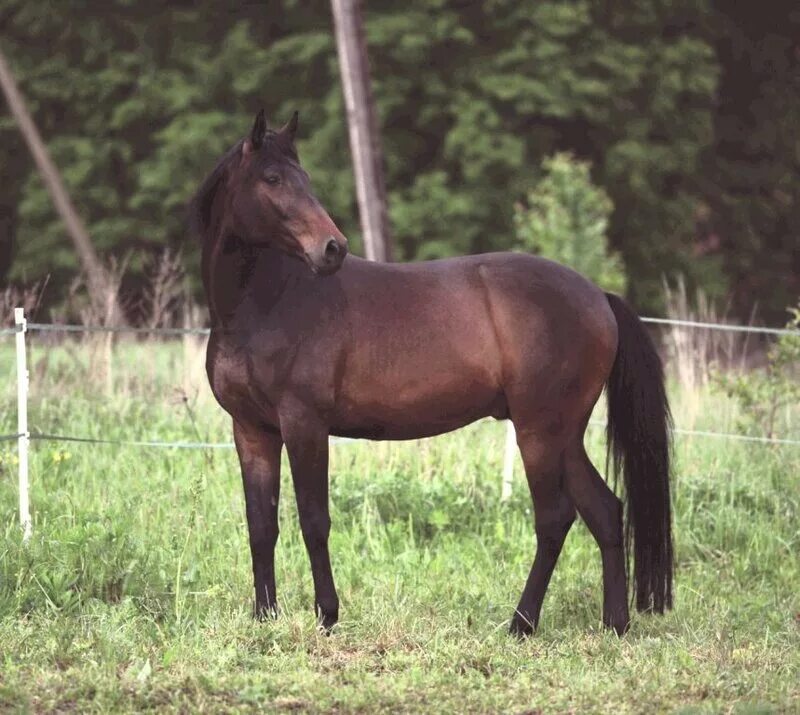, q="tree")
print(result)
[331,0,393,262]
[1,0,795,321]
[0,45,122,321]
[514,153,626,294]
[700,1,800,322]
